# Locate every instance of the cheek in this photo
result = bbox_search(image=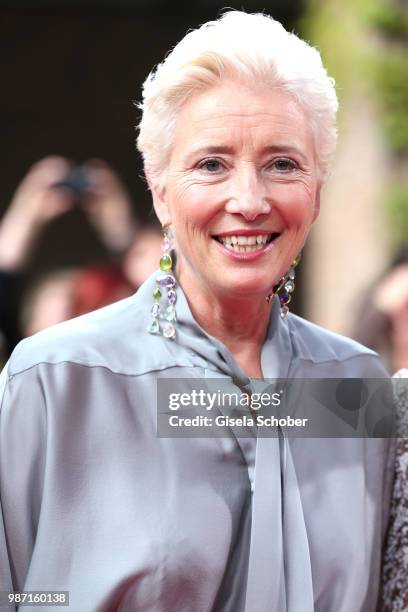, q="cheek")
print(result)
[273,183,316,228]
[169,184,220,230]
